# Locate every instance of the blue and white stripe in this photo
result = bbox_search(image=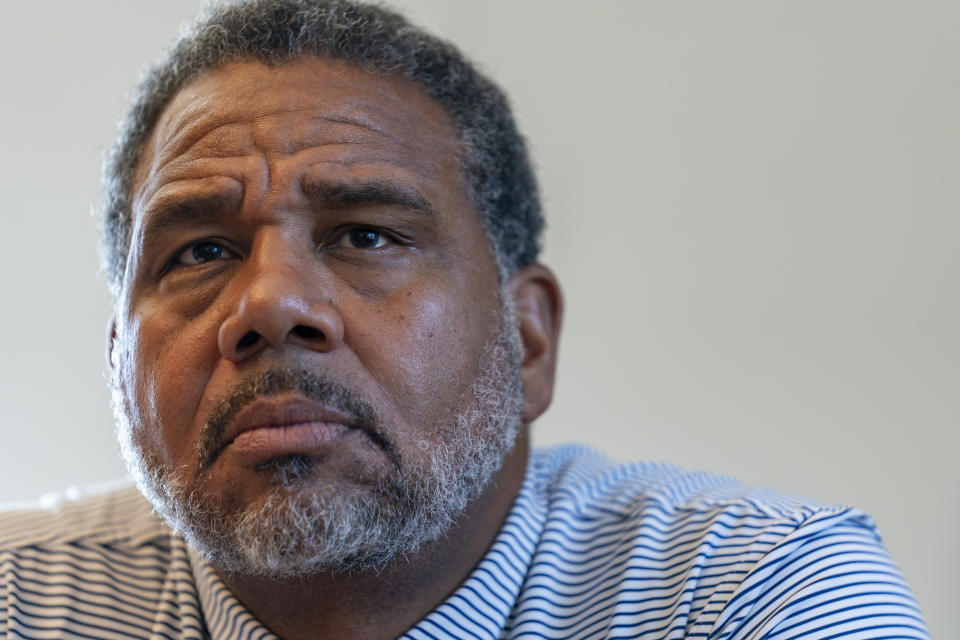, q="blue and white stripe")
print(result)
[0,446,928,639]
